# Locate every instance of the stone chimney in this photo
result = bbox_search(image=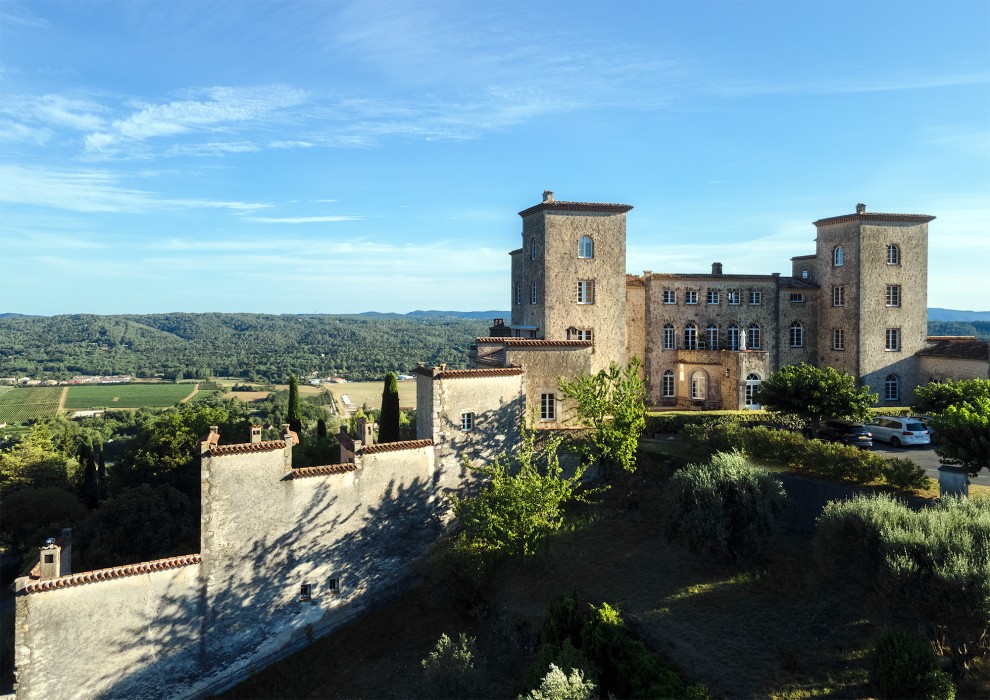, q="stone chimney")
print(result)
[712,262,723,275]
[542,190,554,203]
[250,424,262,444]
[200,425,220,455]
[856,203,866,214]
[39,529,72,579]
